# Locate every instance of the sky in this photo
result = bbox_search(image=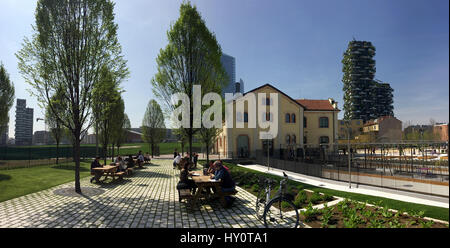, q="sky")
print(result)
[0,0,448,138]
